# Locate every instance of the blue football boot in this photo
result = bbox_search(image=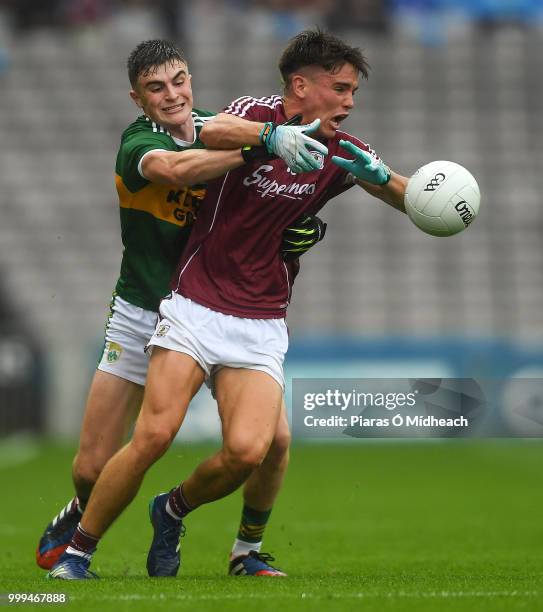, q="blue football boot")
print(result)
[47,553,99,580]
[229,551,287,576]
[147,492,185,577]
